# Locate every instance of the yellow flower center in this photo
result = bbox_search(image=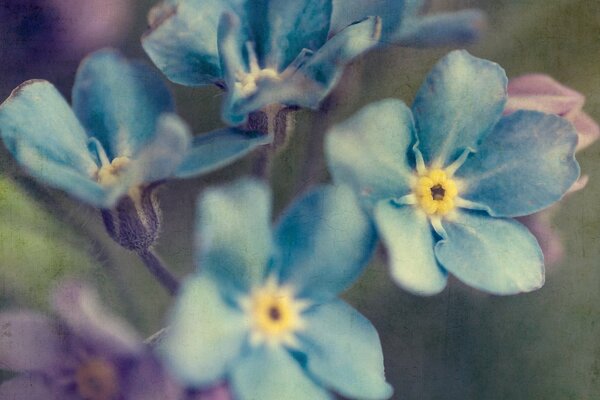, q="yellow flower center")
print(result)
[75,358,119,400]
[235,68,280,96]
[95,156,131,186]
[242,278,308,347]
[414,168,458,216]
